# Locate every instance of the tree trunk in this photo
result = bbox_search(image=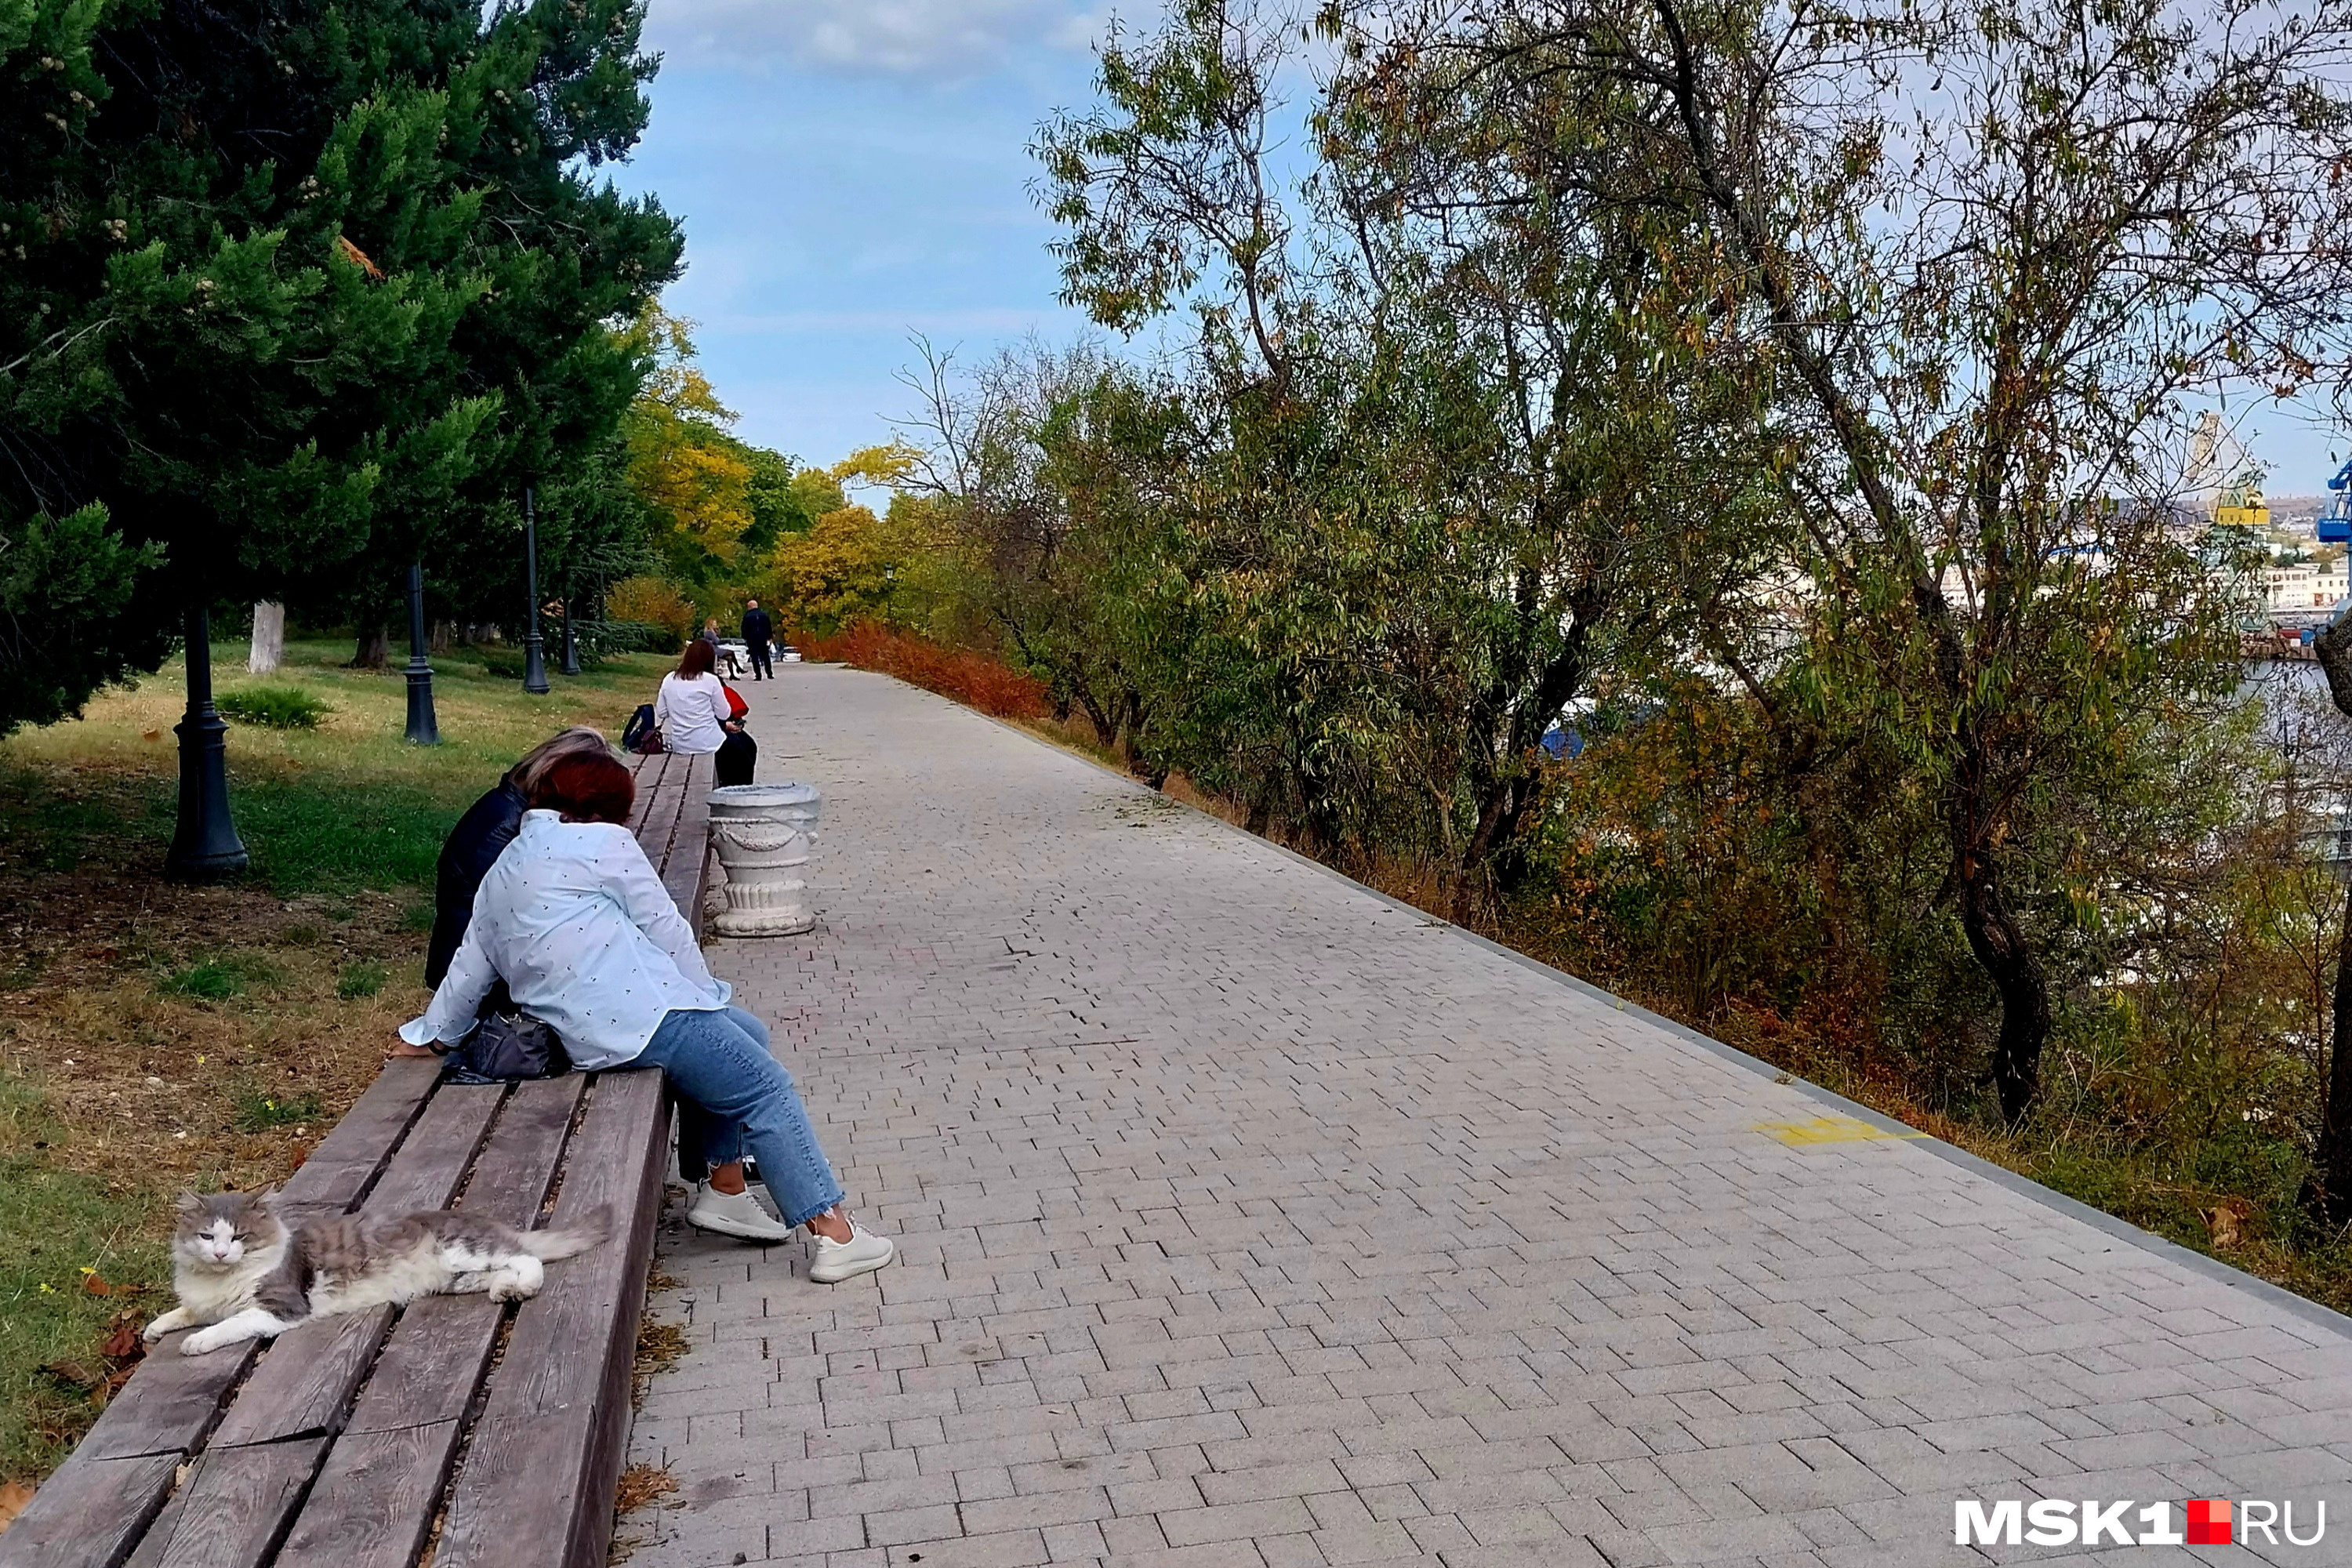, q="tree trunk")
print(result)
[2307,877,2352,1225]
[350,622,389,670]
[248,601,285,674]
[2306,616,2352,1222]
[1955,847,2052,1123]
